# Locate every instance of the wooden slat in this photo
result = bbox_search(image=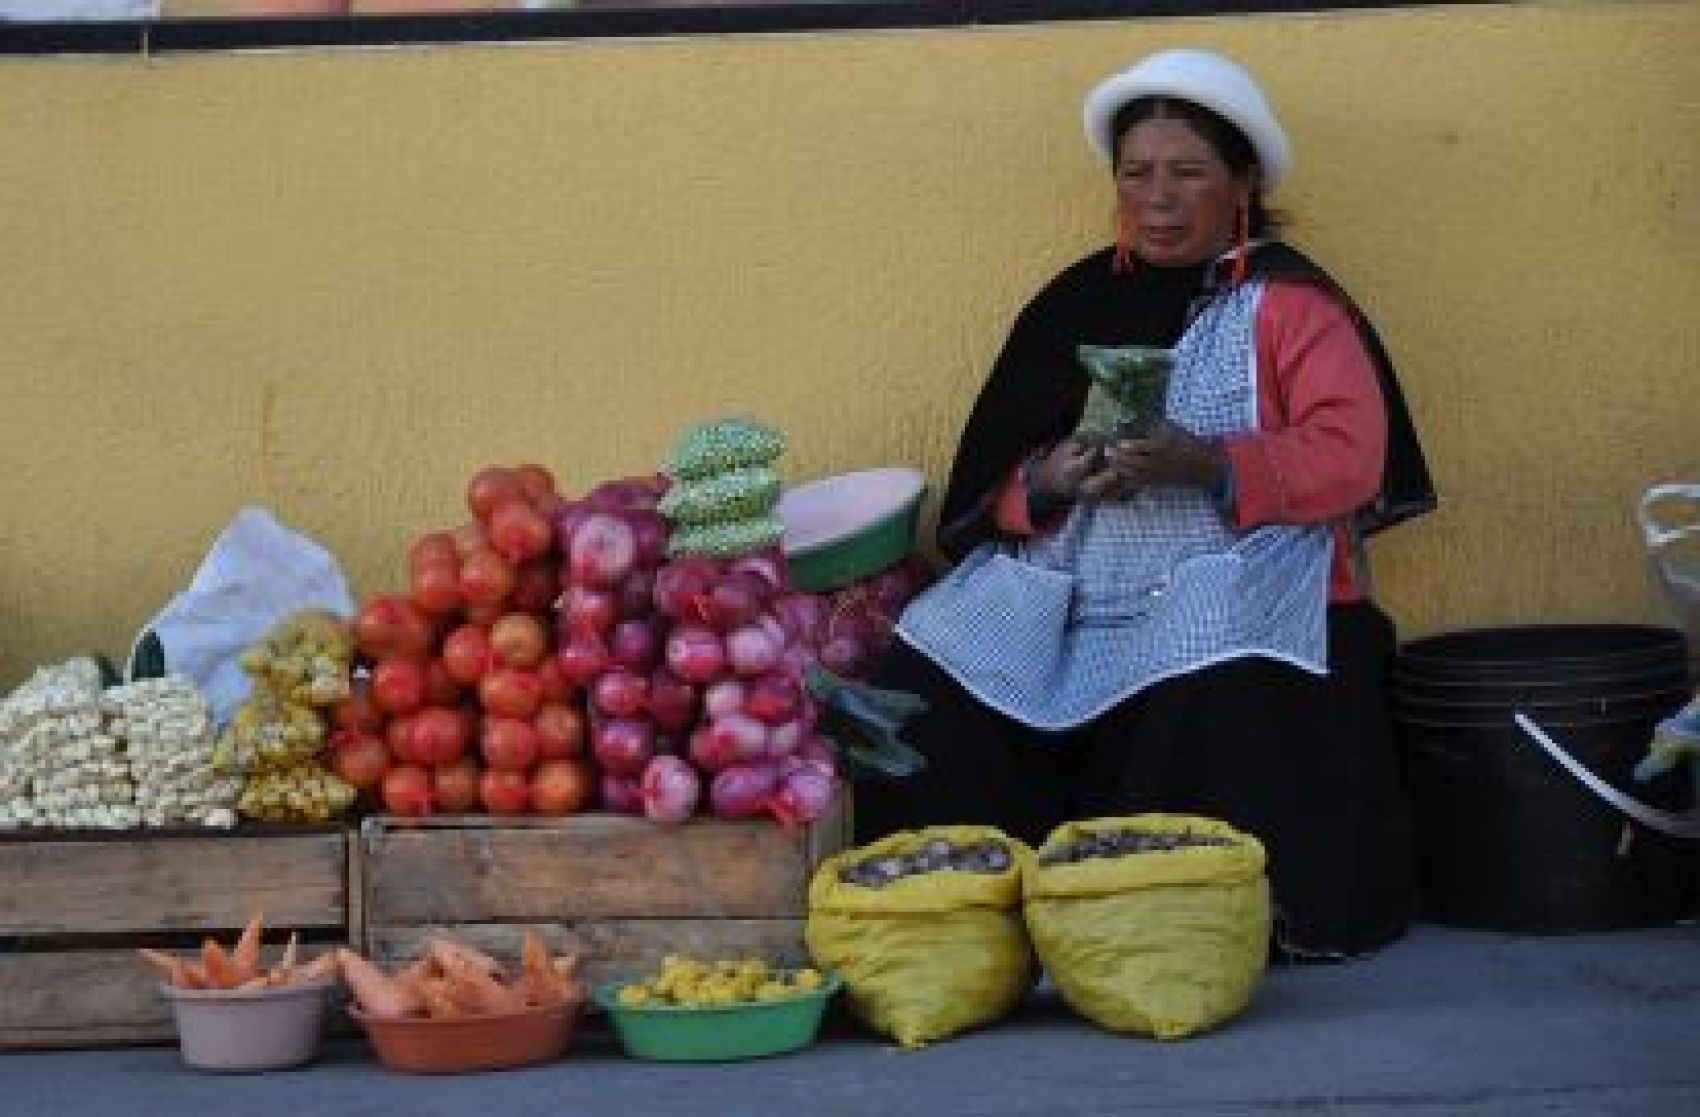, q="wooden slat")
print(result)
[365,919,809,990]
[0,941,347,1050]
[345,830,365,961]
[363,815,813,923]
[0,950,175,1048]
[0,831,347,936]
